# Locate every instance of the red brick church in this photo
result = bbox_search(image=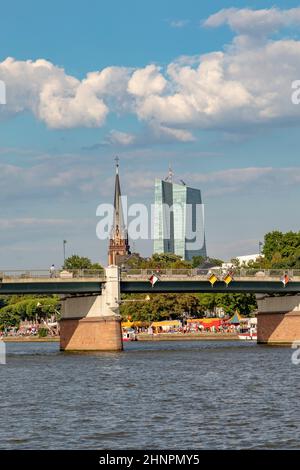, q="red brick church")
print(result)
[108,157,131,266]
